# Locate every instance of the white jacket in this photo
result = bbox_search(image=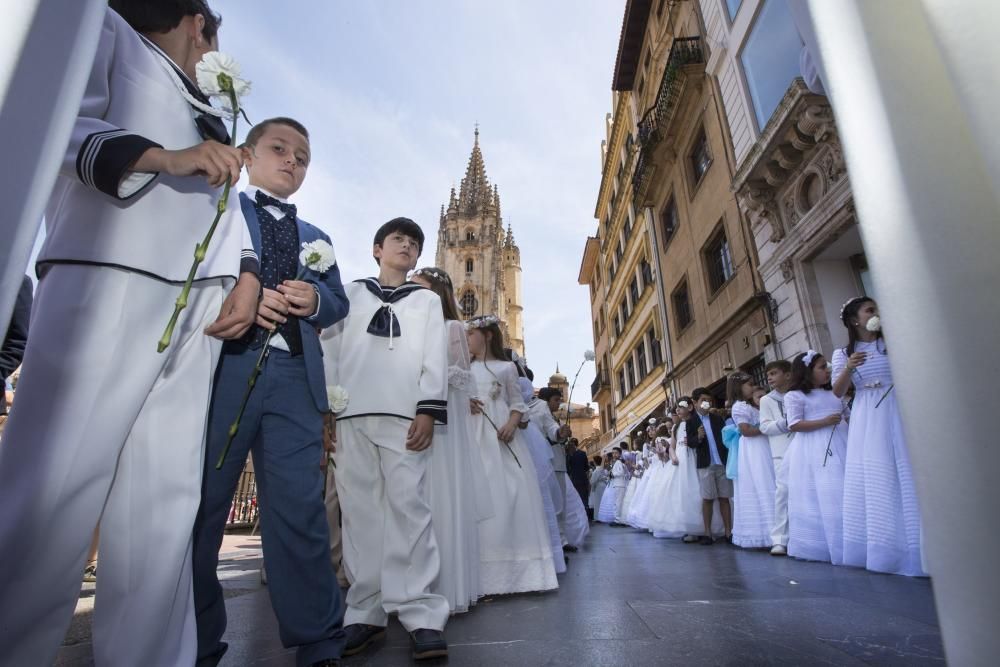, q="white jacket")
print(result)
[610,460,628,488]
[759,392,793,459]
[528,399,566,472]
